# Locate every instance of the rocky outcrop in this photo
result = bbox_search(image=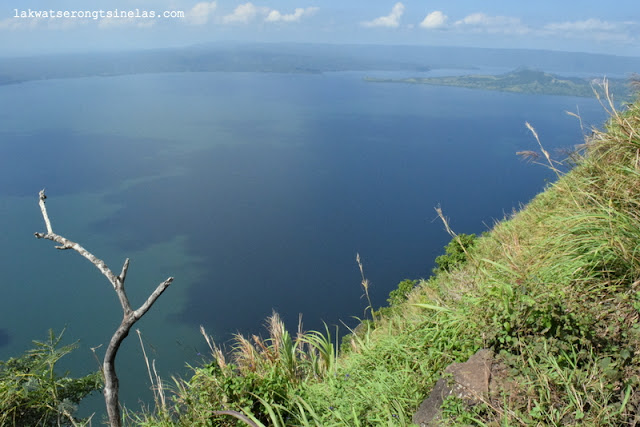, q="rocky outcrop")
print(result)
[413,349,504,426]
